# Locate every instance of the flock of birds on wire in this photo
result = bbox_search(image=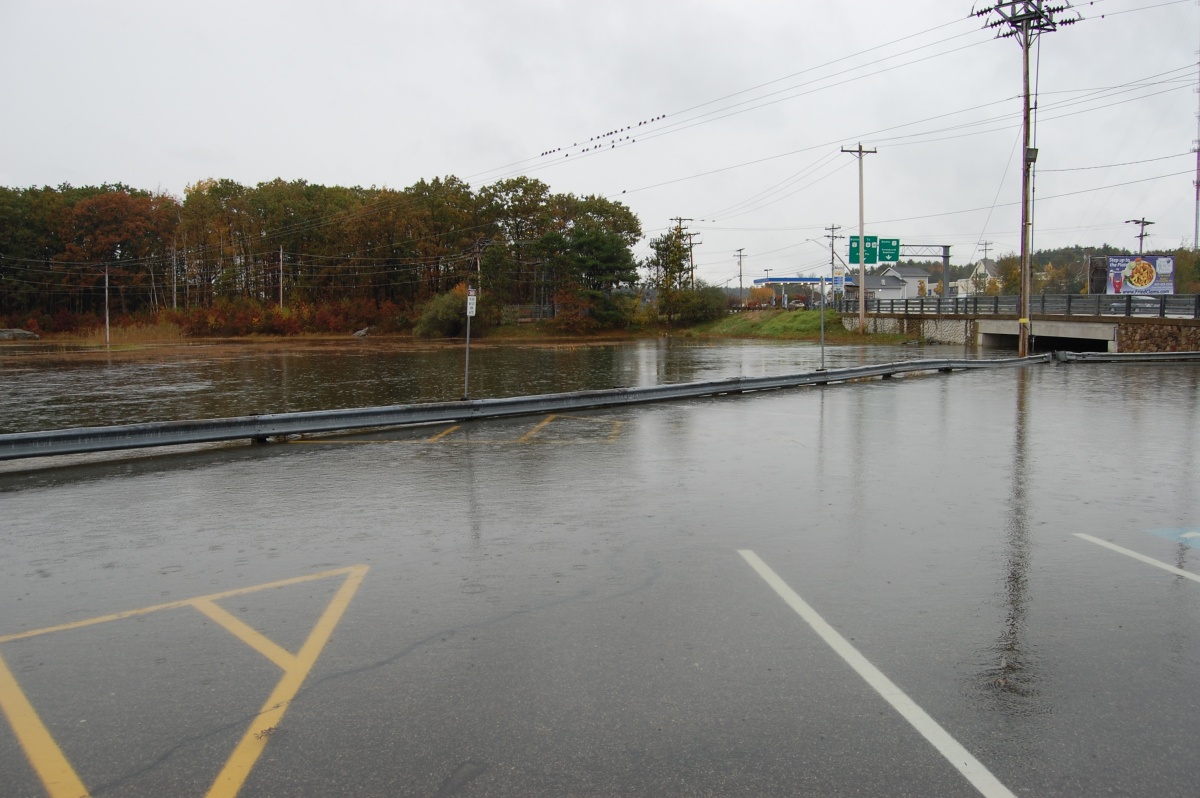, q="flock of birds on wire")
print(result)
[538,114,667,158]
